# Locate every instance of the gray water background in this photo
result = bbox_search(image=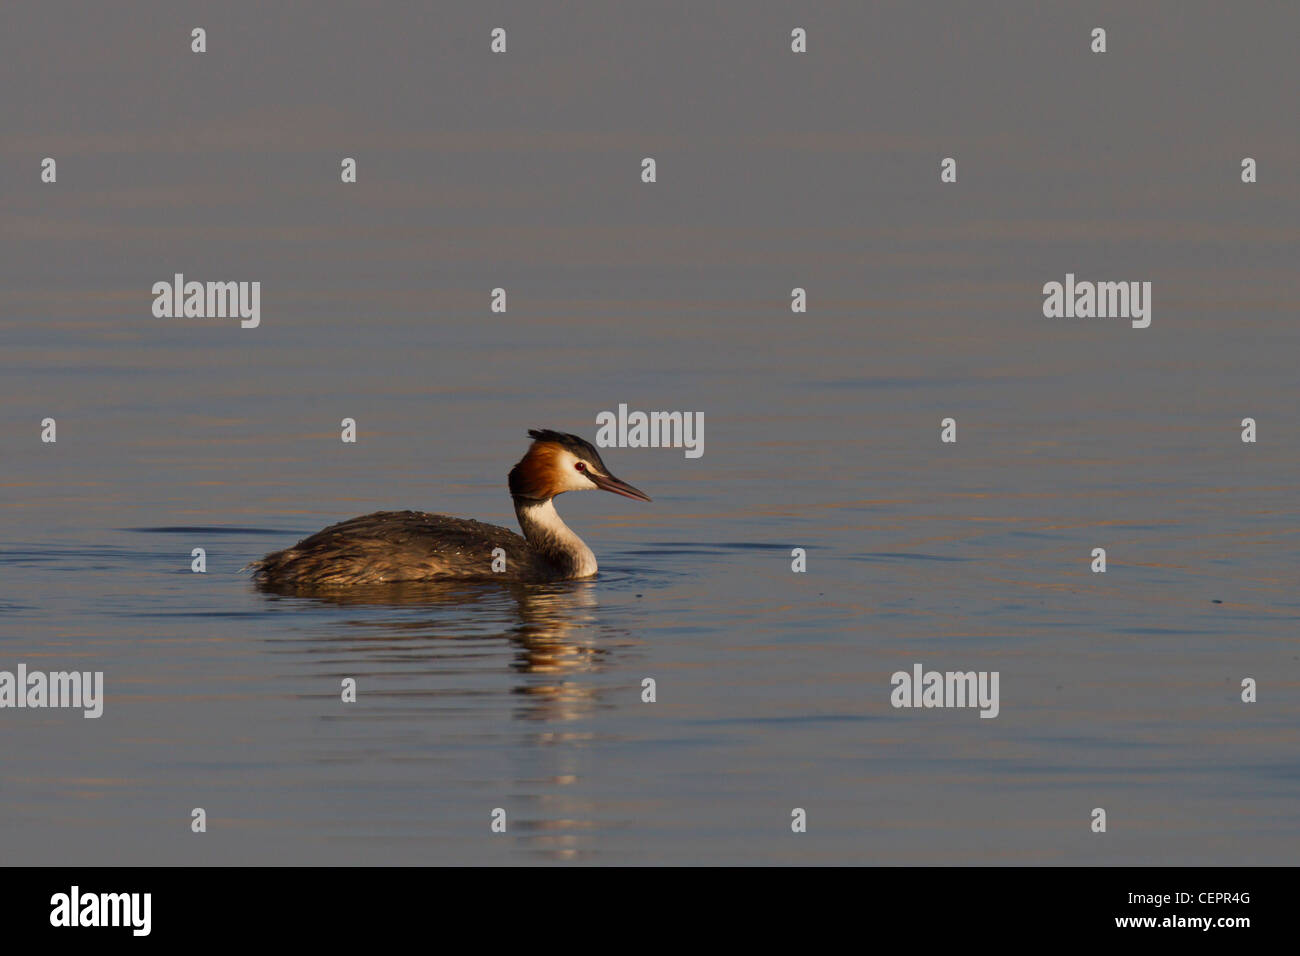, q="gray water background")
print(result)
[1,1,1297,864]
